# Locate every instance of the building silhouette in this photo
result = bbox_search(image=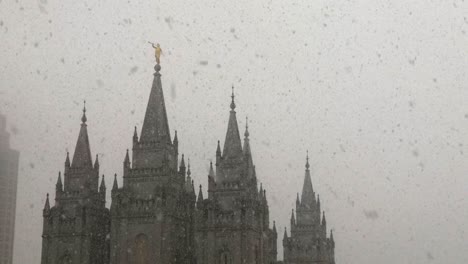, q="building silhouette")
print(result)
[282,154,335,264]
[40,63,335,264]
[0,113,20,264]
